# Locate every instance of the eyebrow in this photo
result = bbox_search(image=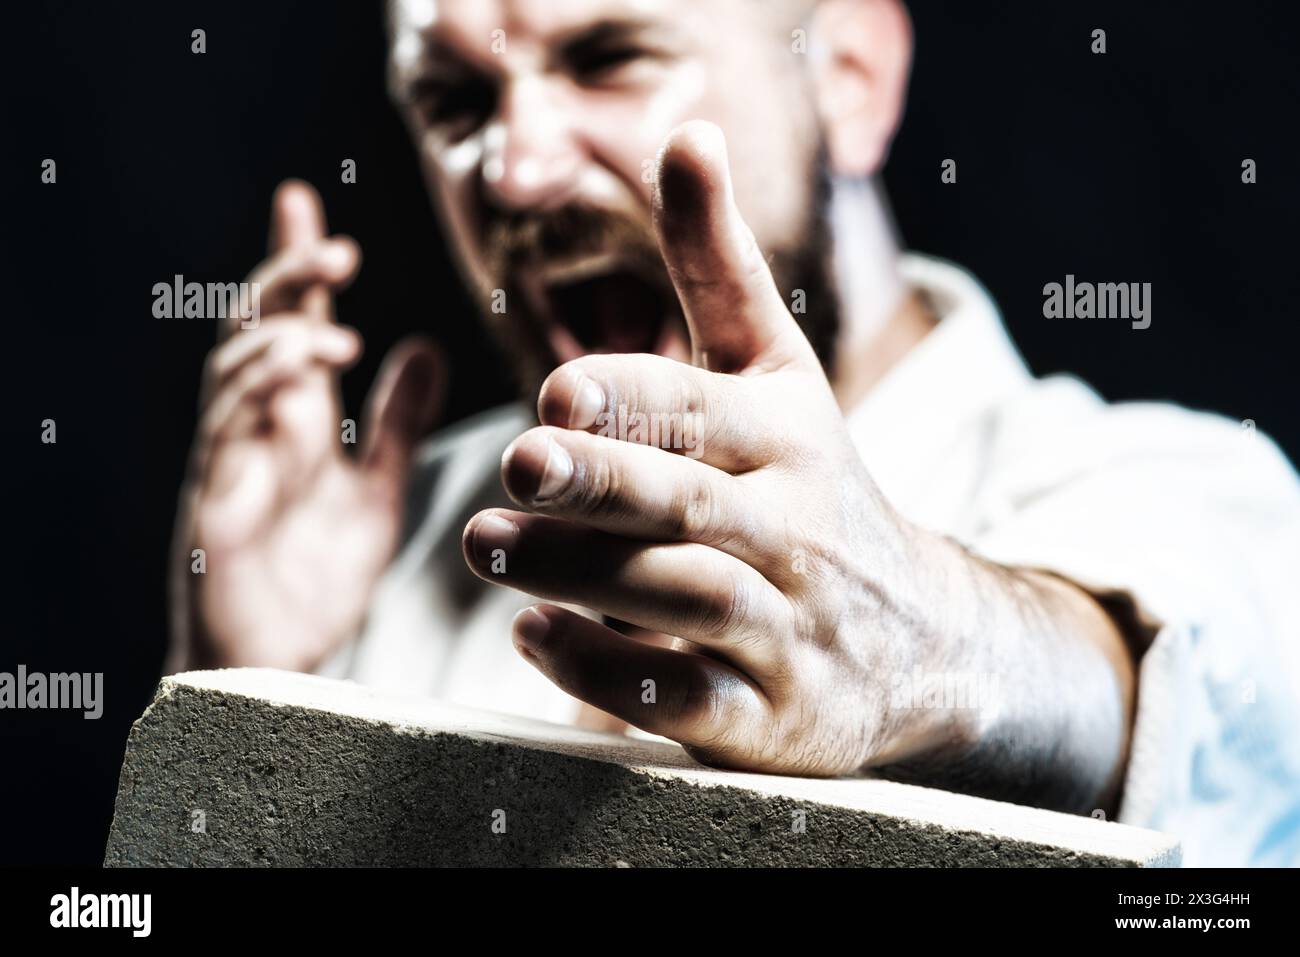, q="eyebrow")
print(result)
[391,37,482,105]
[553,15,667,60]
[393,14,677,102]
